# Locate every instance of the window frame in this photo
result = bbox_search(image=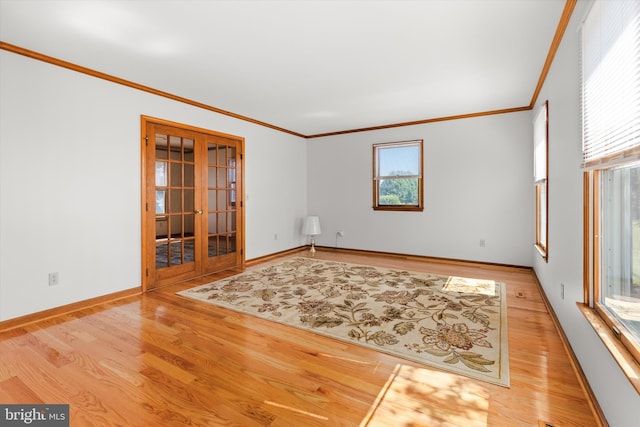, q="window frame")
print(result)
[372,139,424,212]
[533,100,549,261]
[583,166,640,393]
